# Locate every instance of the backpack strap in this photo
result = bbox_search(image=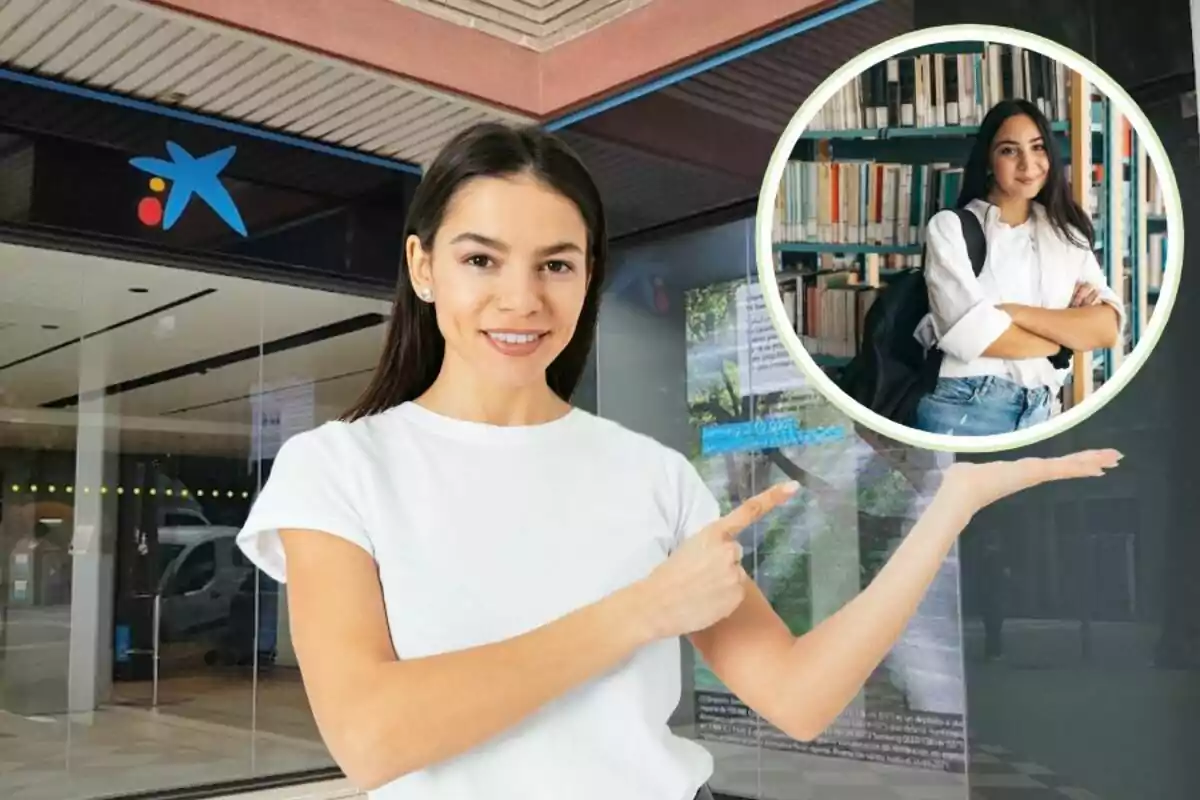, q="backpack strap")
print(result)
[945,206,1072,369]
[948,207,987,277]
